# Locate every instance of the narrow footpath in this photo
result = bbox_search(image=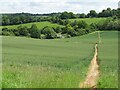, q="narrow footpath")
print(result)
[80,32,101,89]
